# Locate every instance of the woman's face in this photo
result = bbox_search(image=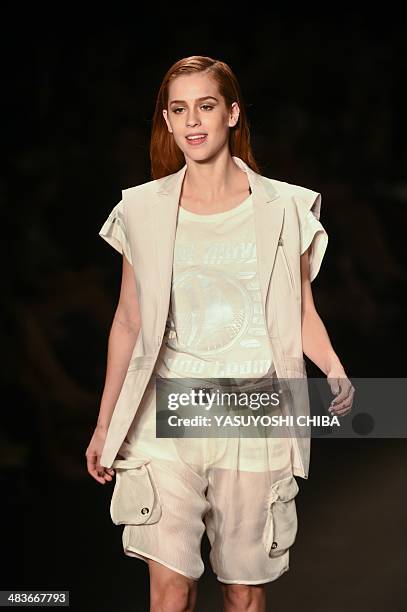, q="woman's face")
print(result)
[162,72,239,162]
